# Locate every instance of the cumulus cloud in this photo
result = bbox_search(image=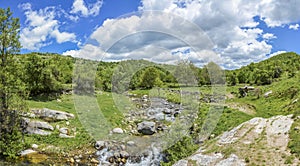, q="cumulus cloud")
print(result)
[70,0,103,17]
[262,33,277,40]
[19,3,76,50]
[65,0,300,69]
[289,24,299,30]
